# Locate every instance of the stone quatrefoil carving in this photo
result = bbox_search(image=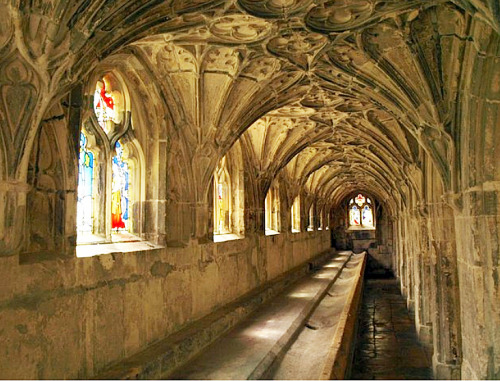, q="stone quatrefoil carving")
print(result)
[267,29,327,69]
